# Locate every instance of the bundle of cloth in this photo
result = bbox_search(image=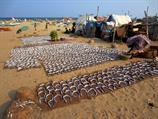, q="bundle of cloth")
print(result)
[127,34,151,54]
